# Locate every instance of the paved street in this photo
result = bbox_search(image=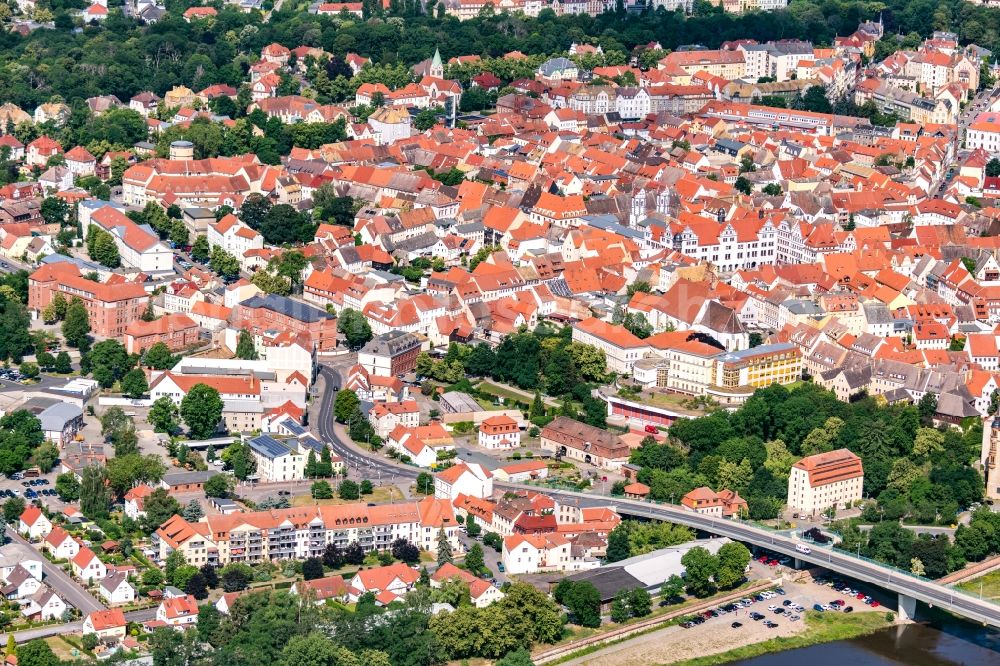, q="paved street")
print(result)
[0,621,83,646]
[5,526,105,615]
